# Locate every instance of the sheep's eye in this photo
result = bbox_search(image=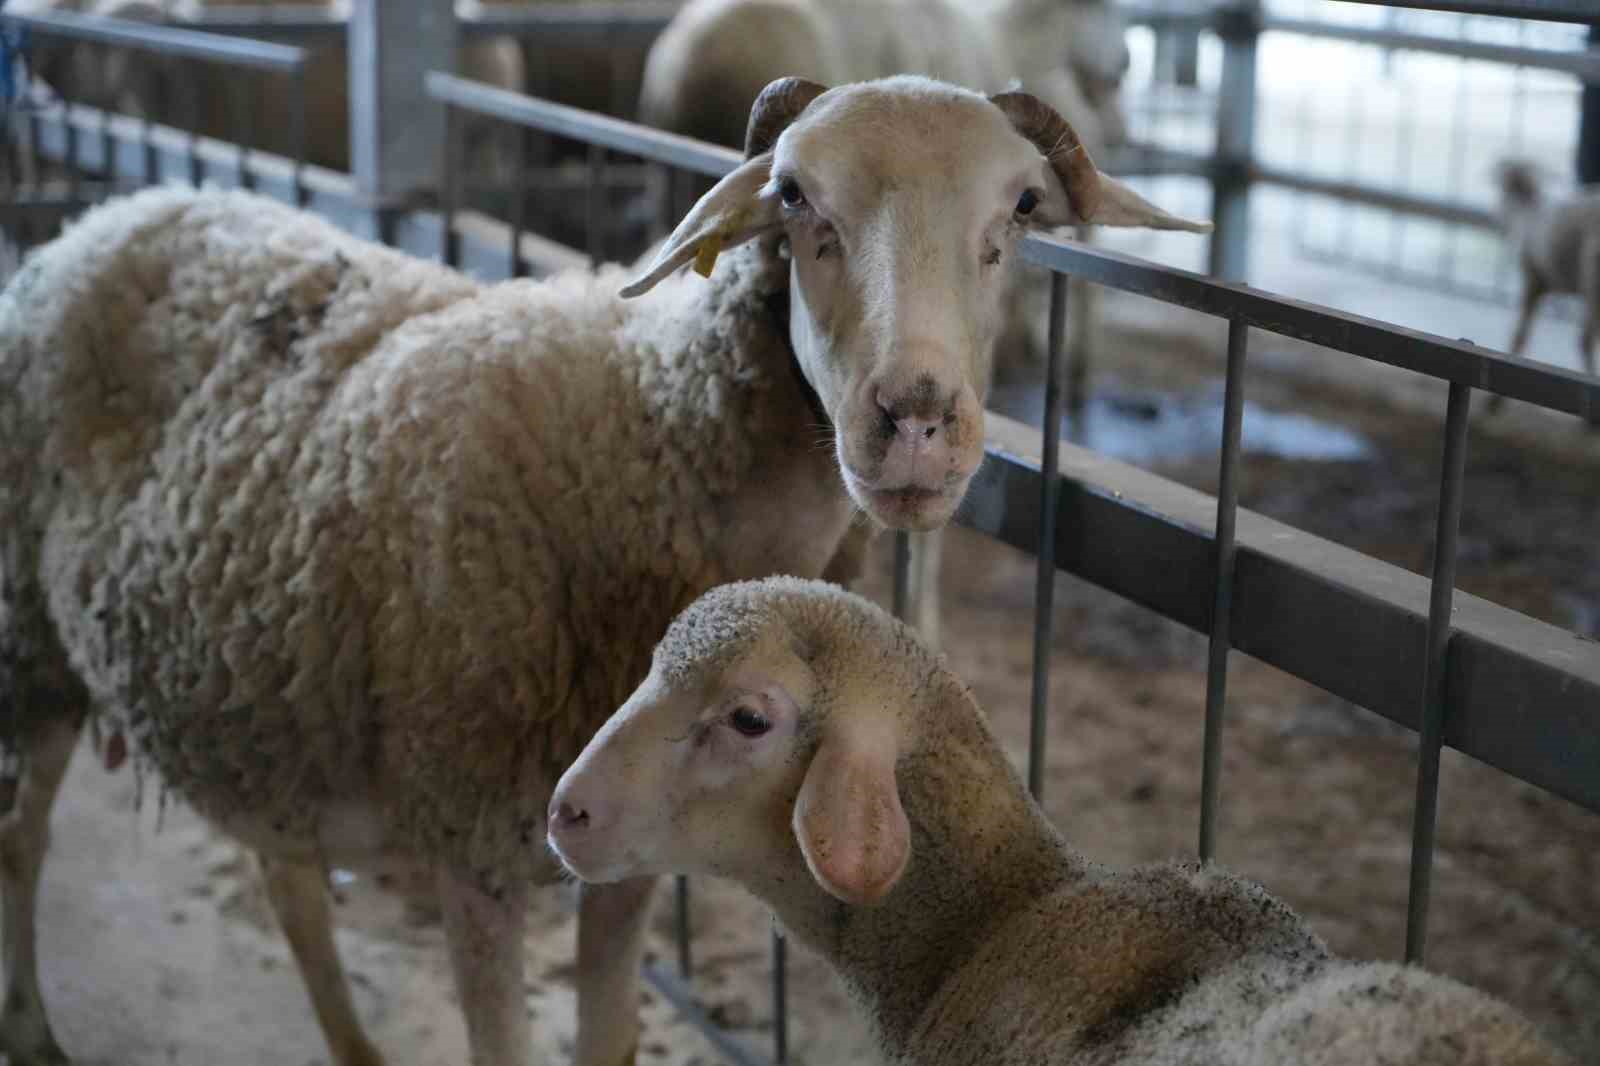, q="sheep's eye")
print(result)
[728,706,772,737]
[779,177,806,208]
[1015,189,1040,217]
